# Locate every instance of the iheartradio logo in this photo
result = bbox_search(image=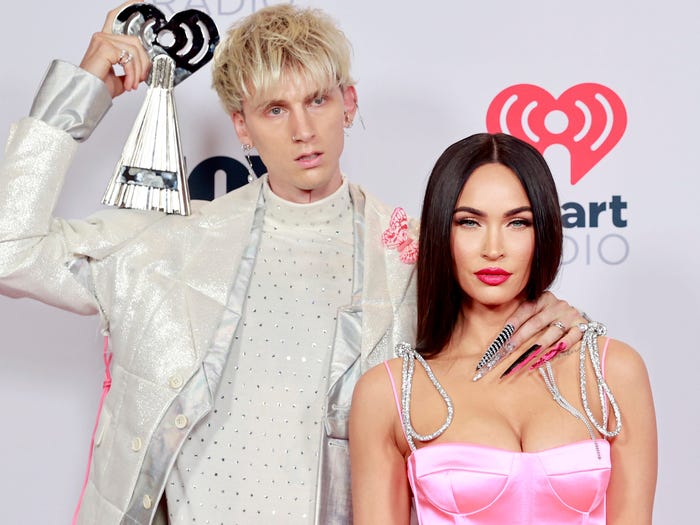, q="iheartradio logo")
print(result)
[486,84,627,185]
